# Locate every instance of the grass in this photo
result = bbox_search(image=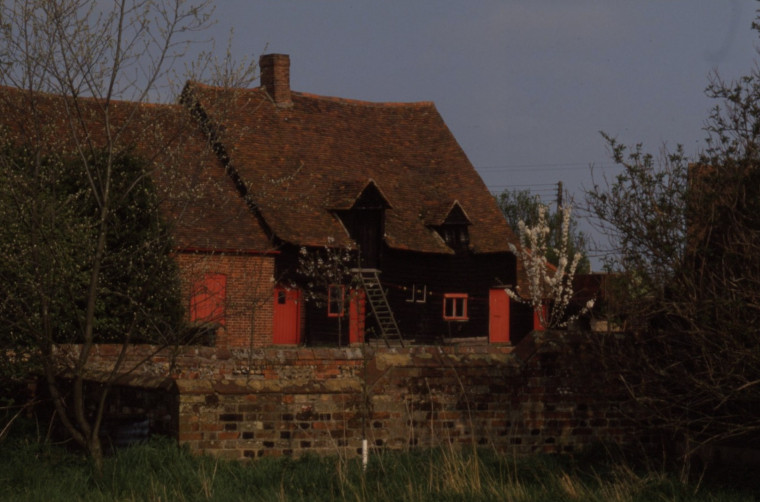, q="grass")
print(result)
[1,433,759,501]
